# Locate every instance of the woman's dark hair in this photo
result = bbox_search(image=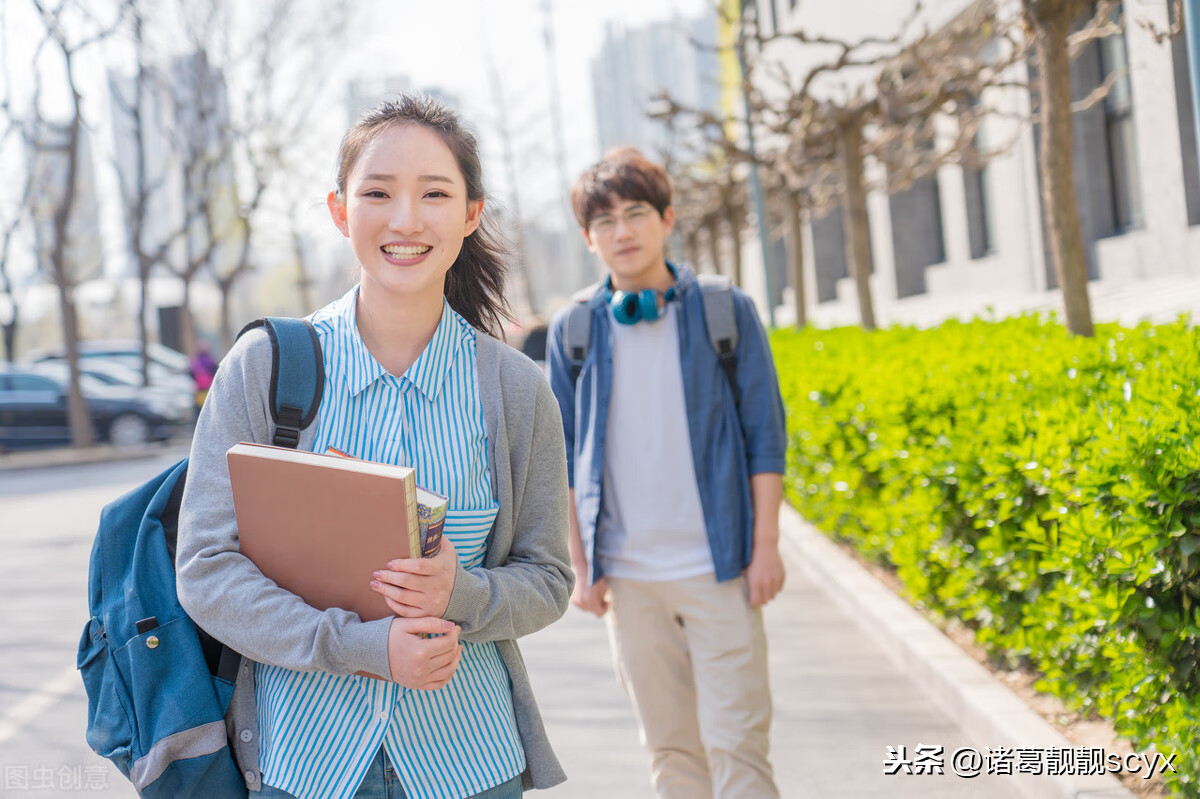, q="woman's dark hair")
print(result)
[335,94,512,337]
